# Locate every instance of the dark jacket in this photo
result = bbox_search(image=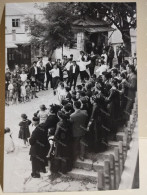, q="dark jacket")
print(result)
[29,66,40,78]
[46,62,52,78]
[70,109,88,137]
[69,65,80,77]
[29,124,49,157]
